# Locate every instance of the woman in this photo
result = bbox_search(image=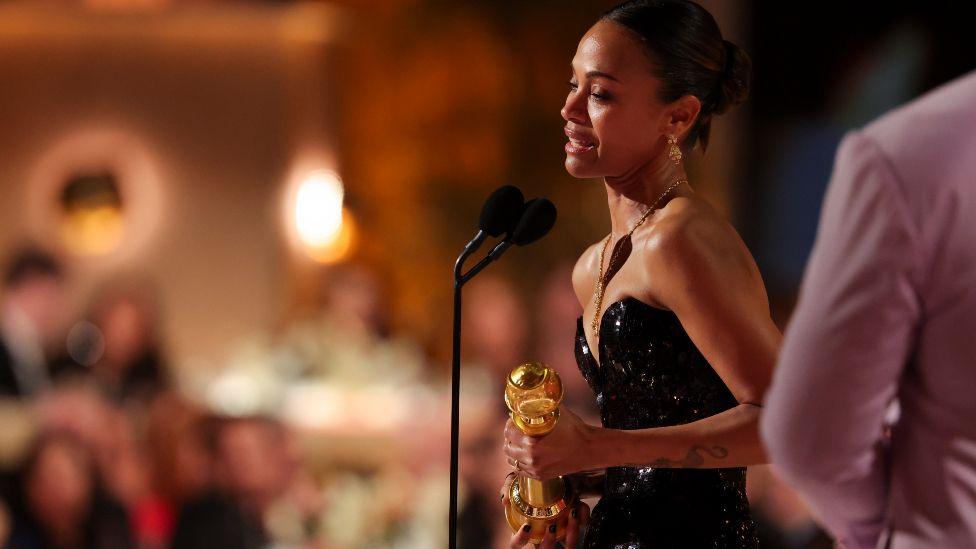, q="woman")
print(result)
[51,283,168,404]
[6,432,135,549]
[501,1,782,547]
